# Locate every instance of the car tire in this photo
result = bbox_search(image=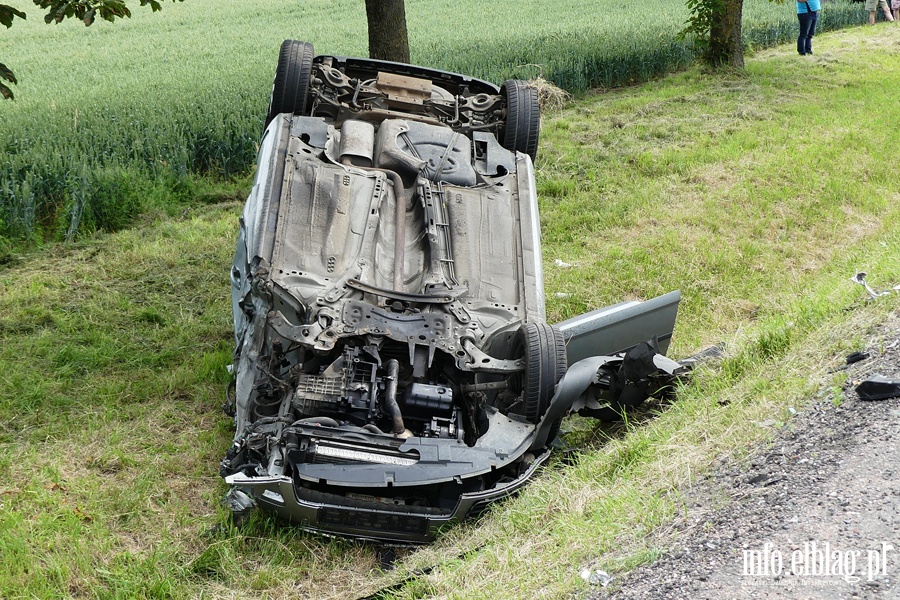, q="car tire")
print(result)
[500,80,540,163]
[516,322,567,424]
[265,40,315,131]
